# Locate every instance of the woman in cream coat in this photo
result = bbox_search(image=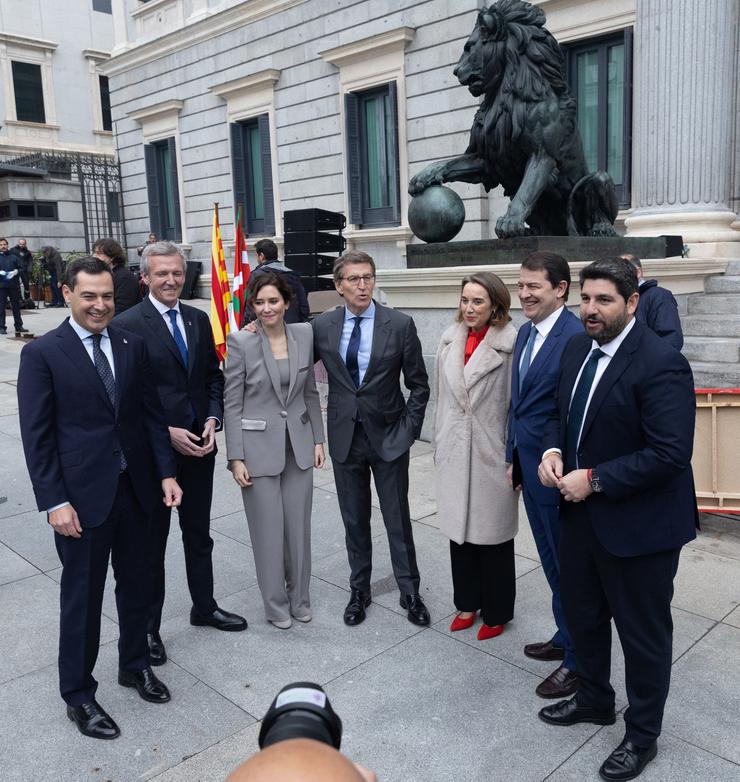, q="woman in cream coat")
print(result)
[224,273,325,628]
[435,271,518,640]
